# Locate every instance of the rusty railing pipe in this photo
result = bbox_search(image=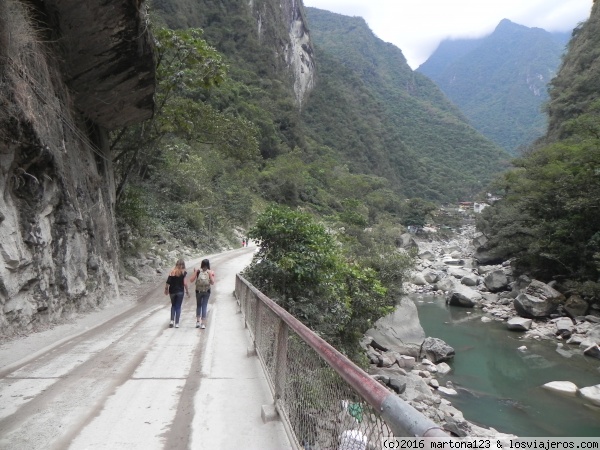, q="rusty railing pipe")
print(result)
[236,274,449,439]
